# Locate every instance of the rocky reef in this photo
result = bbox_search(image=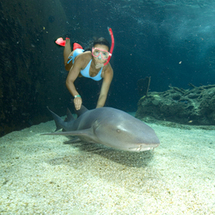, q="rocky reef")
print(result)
[136,84,215,125]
